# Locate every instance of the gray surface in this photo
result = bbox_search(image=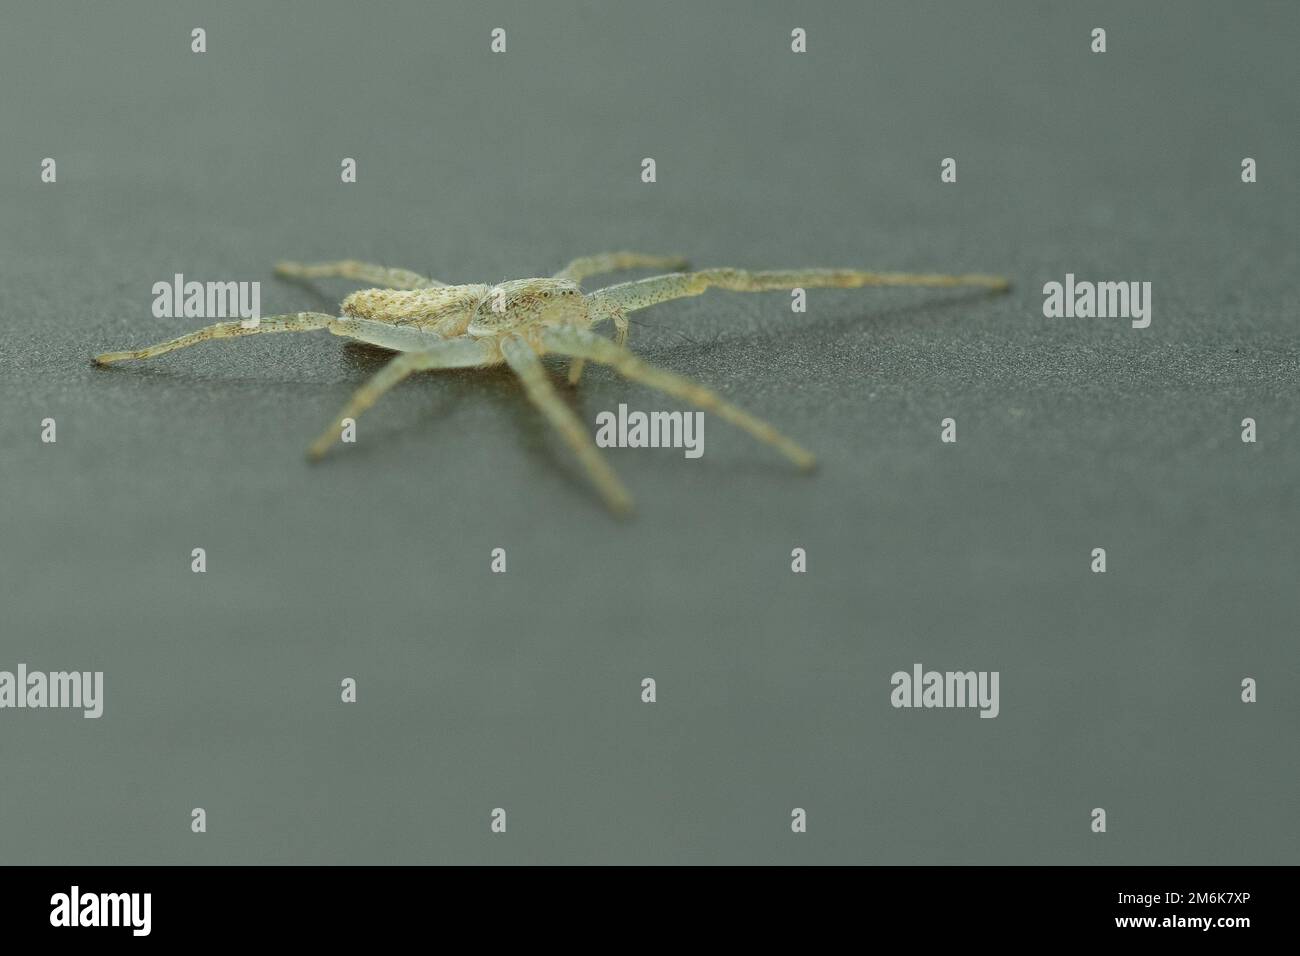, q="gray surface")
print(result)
[1,1,1297,864]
